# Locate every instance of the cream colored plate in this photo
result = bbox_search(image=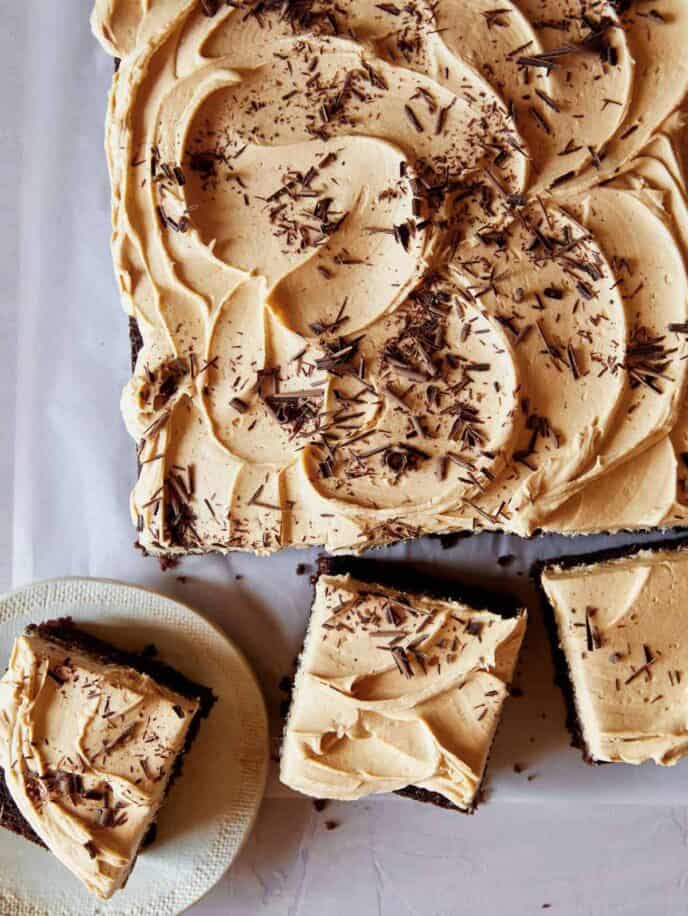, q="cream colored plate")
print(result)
[0,578,268,916]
